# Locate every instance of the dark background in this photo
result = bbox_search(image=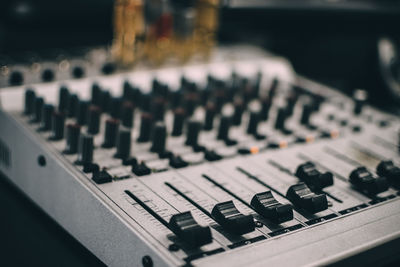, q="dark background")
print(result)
[1,1,400,266]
